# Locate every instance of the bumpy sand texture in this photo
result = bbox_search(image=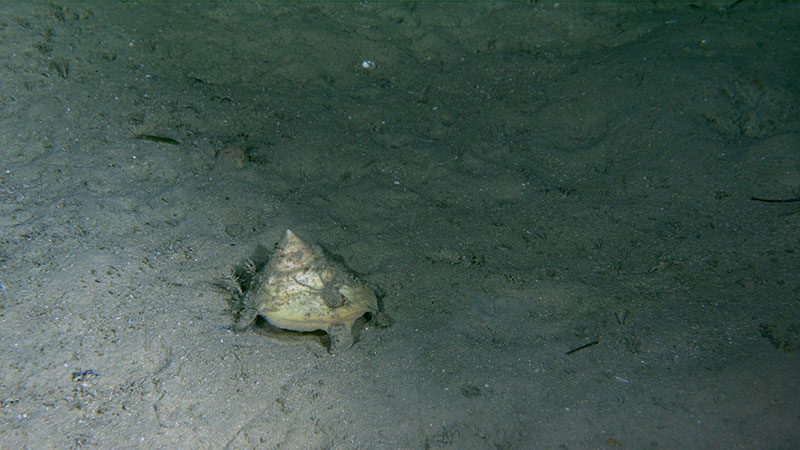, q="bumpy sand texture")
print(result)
[0,3,798,448]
